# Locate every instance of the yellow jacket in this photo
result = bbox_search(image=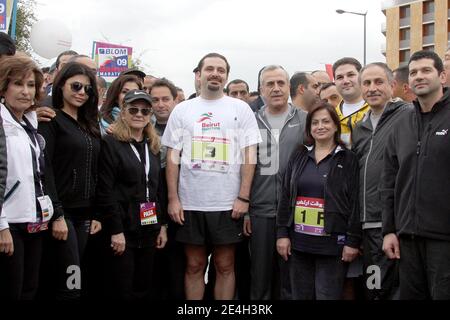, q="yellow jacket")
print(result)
[335,100,370,147]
